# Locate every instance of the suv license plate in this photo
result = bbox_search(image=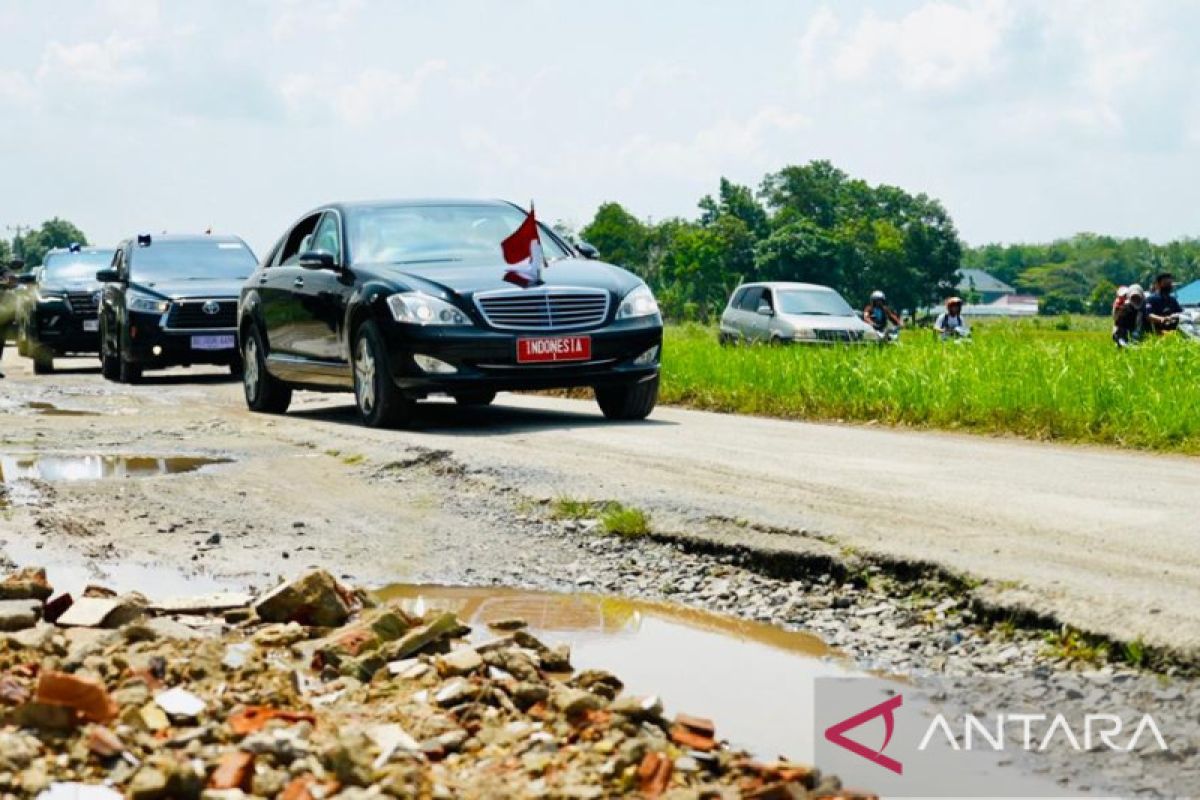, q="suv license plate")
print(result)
[192,335,236,351]
[82,320,99,332]
[517,335,592,364]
